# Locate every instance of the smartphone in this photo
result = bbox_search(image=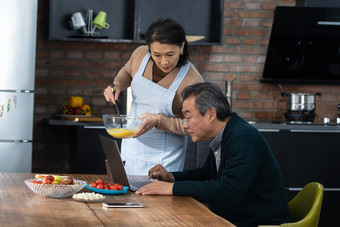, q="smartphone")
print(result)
[102,202,144,208]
